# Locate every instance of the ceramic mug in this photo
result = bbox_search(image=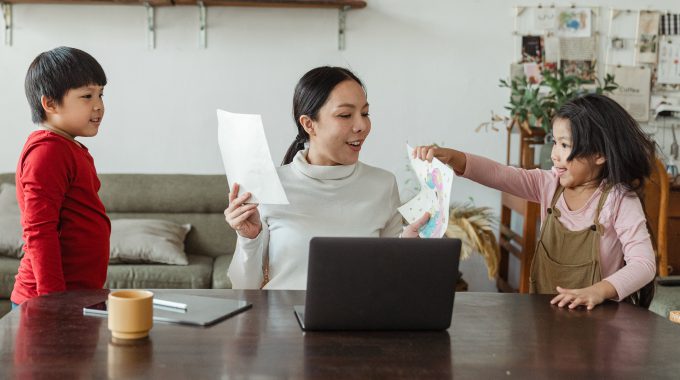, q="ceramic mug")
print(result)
[108,290,154,340]
[670,310,680,325]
